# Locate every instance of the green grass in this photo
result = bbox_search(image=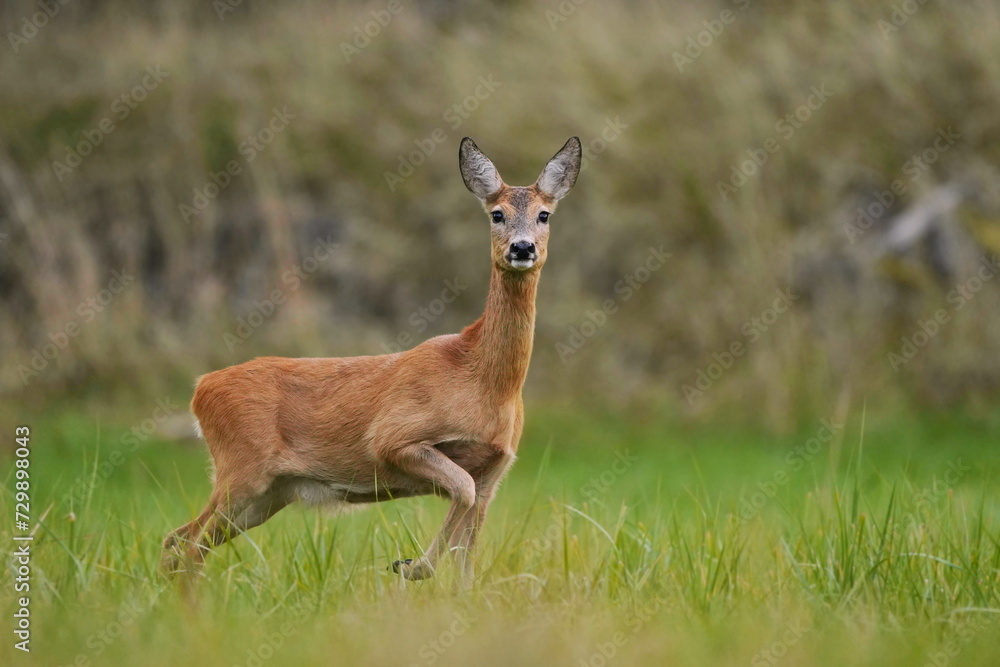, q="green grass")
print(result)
[2,400,999,666]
